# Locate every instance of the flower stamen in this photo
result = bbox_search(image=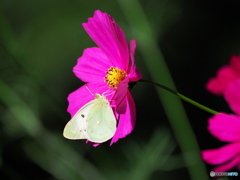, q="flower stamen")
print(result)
[105,66,127,89]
